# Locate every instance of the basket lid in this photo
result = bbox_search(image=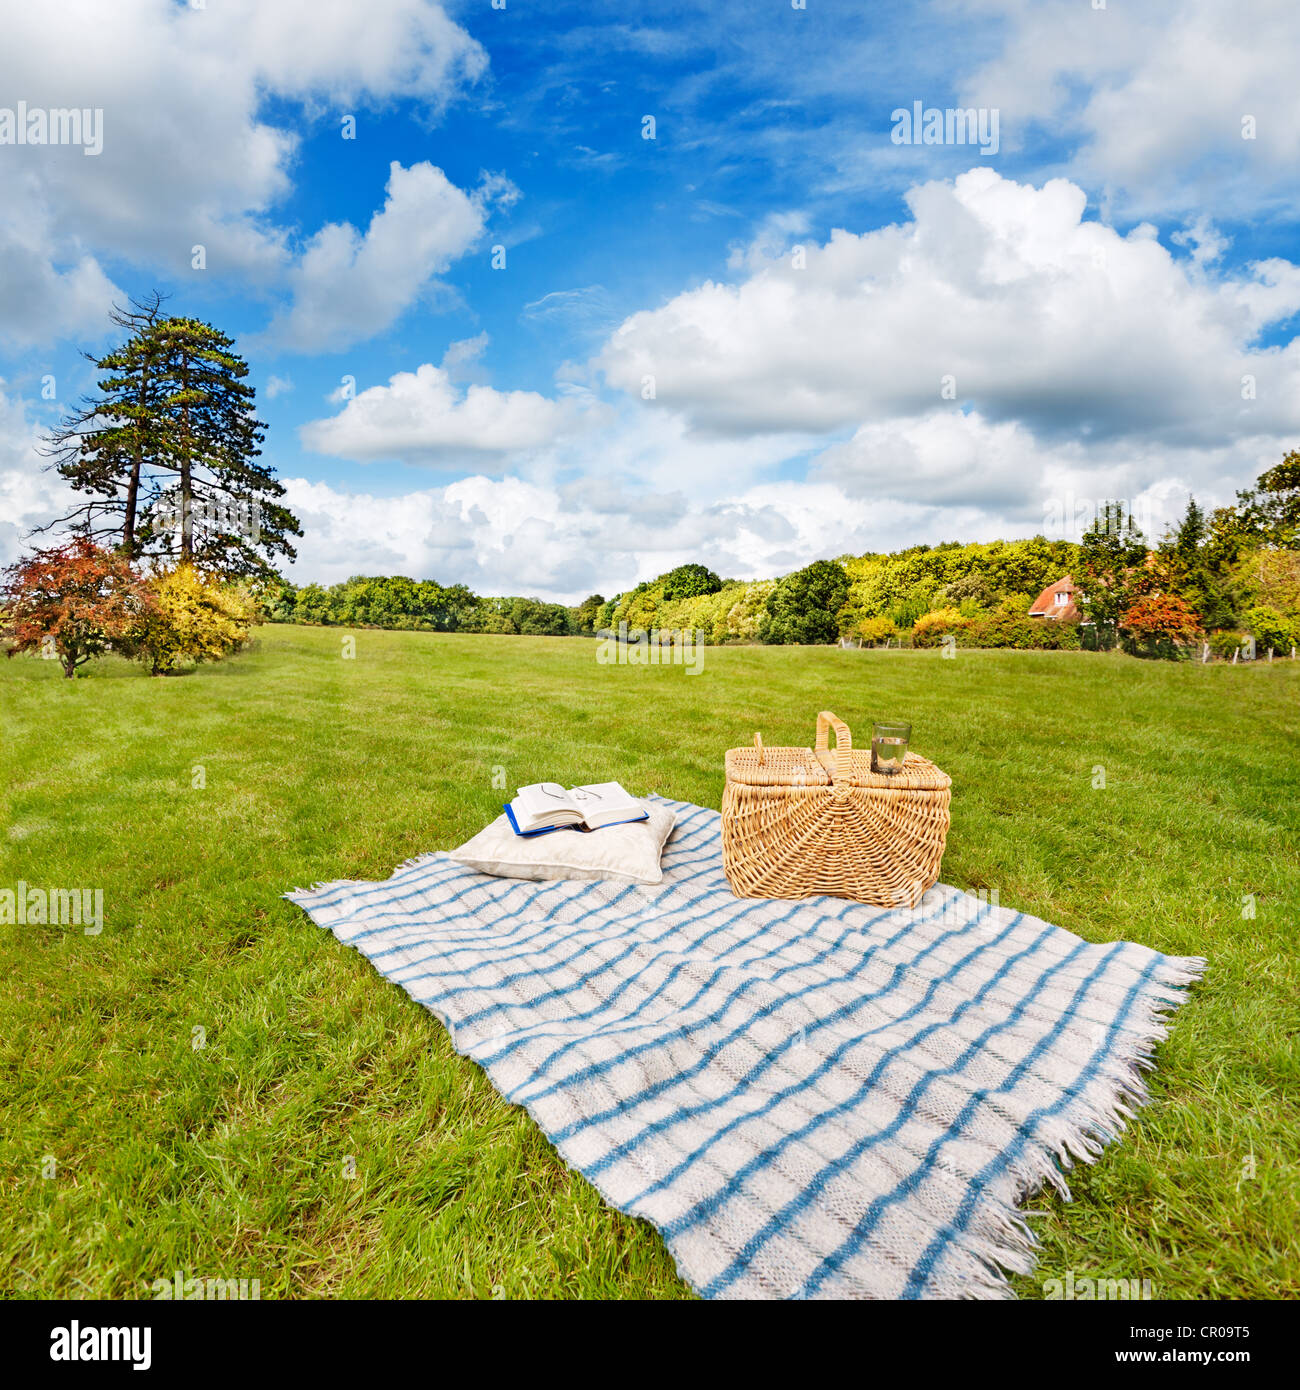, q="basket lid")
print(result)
[725,745,831,787]
[726,711,951,791]
[726,745,950,790]
[843,751,951,791]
